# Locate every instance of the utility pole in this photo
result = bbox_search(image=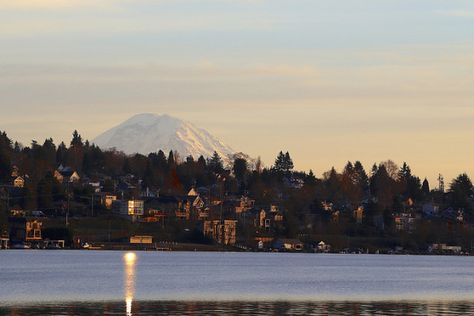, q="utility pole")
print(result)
[91,194,94,217]
[438,174,445,193]
[108,216,111,242]
[66,181,70,226]
[6,189,9,211]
